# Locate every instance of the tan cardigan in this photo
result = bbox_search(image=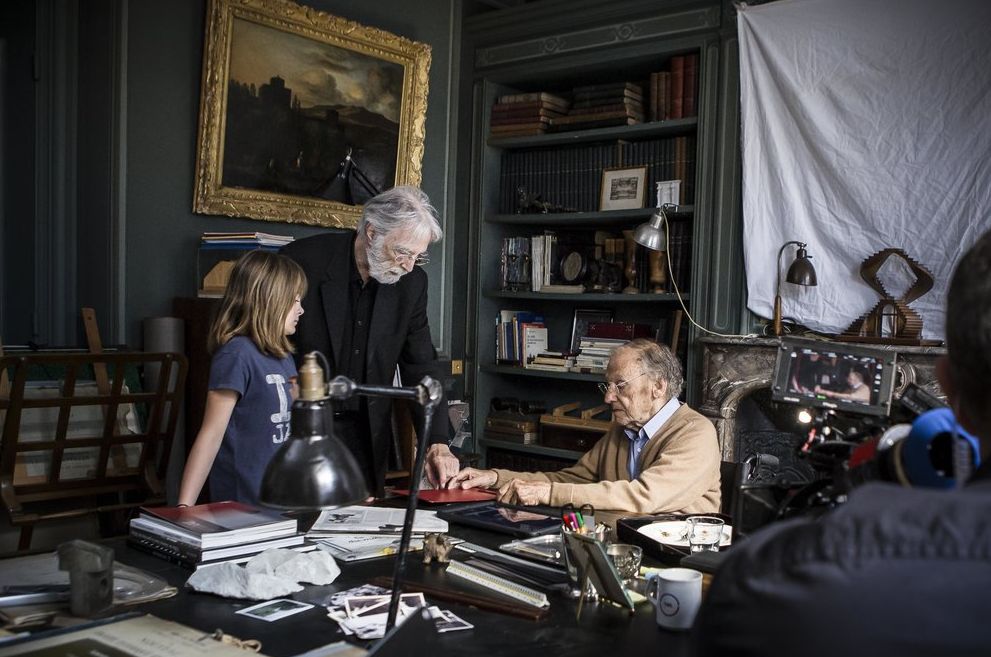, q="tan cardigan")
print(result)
[492,404,720,514]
